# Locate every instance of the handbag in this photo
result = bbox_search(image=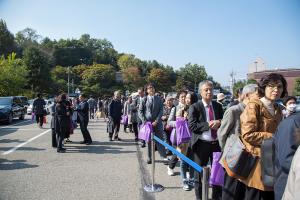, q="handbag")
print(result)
[261,137,275,187]
[138,122,153,142]
[121,115,128,125]
[209,152,225,186]
[223,137,258,179]
[170,118,191,145]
